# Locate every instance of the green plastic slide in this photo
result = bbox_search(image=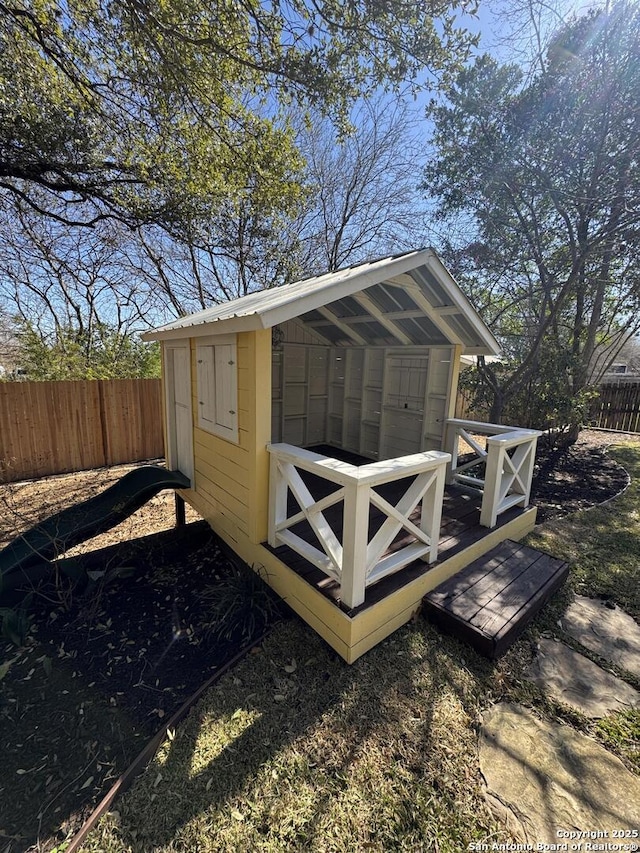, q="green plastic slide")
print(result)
[0,466,190,589]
